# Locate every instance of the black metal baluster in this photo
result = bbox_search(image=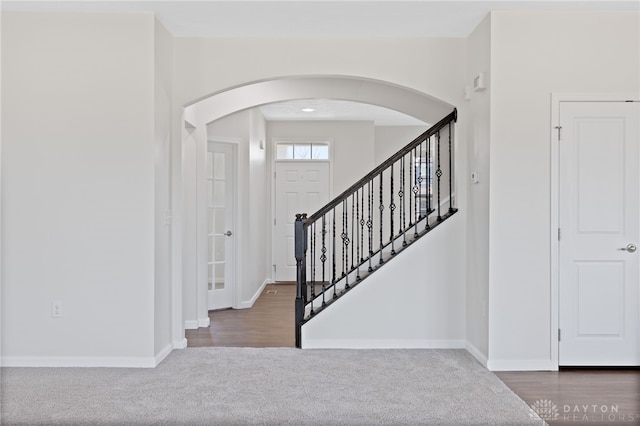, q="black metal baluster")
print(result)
[409,148,414,227]
[341,199,346,279]
[356,189,361,281]
[448,121,454,213]
[321,215,327,306]
[401,155,407,247]
[436,130,442,221]
[378,171,385,264]
[425,137,431,231]
[413,146,420,237]
[342,199,350,289]
[389,163,396,255]
[310,222,315,315]
[332,207,337,299]
[367,180,373,272]
[351,193,355,271]
[360,187,365,263]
